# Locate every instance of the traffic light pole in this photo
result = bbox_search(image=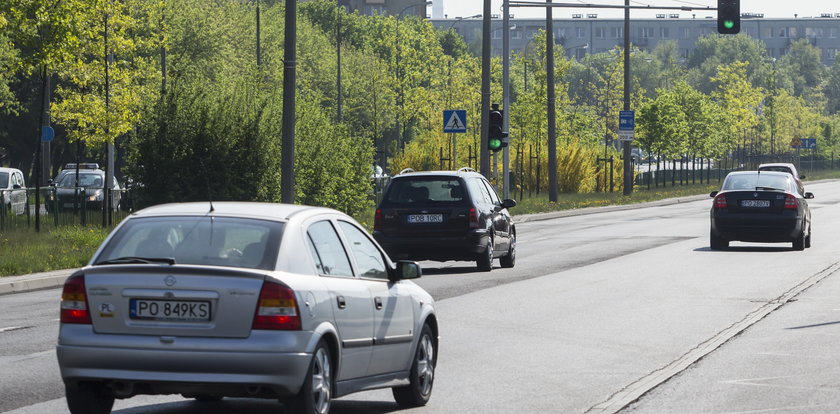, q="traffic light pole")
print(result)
[622,0,632,196]
[480,0,491,178]
[502,0,511,199]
